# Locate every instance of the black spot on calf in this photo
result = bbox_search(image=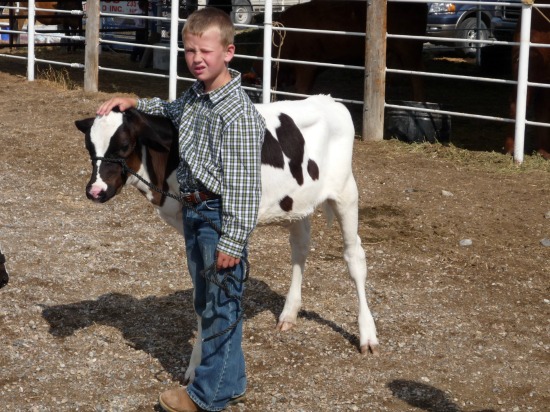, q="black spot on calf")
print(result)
[277,113,305,185]
[307,159,319,181]
[279,196,293,212]
[261,130,285,169]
